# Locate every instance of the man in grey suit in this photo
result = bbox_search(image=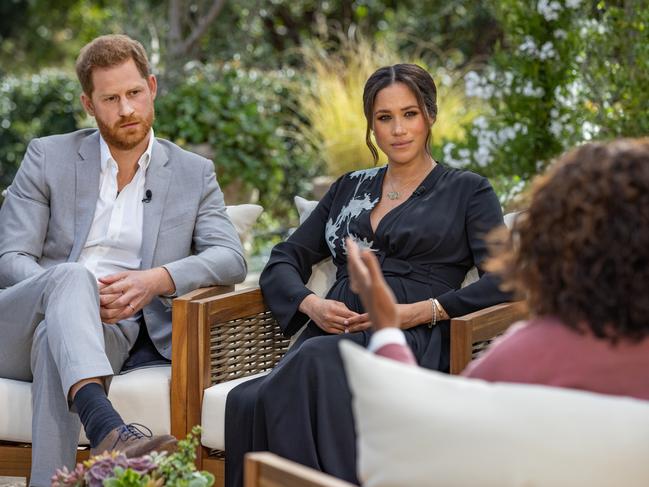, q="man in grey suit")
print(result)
[0,34,246,485]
